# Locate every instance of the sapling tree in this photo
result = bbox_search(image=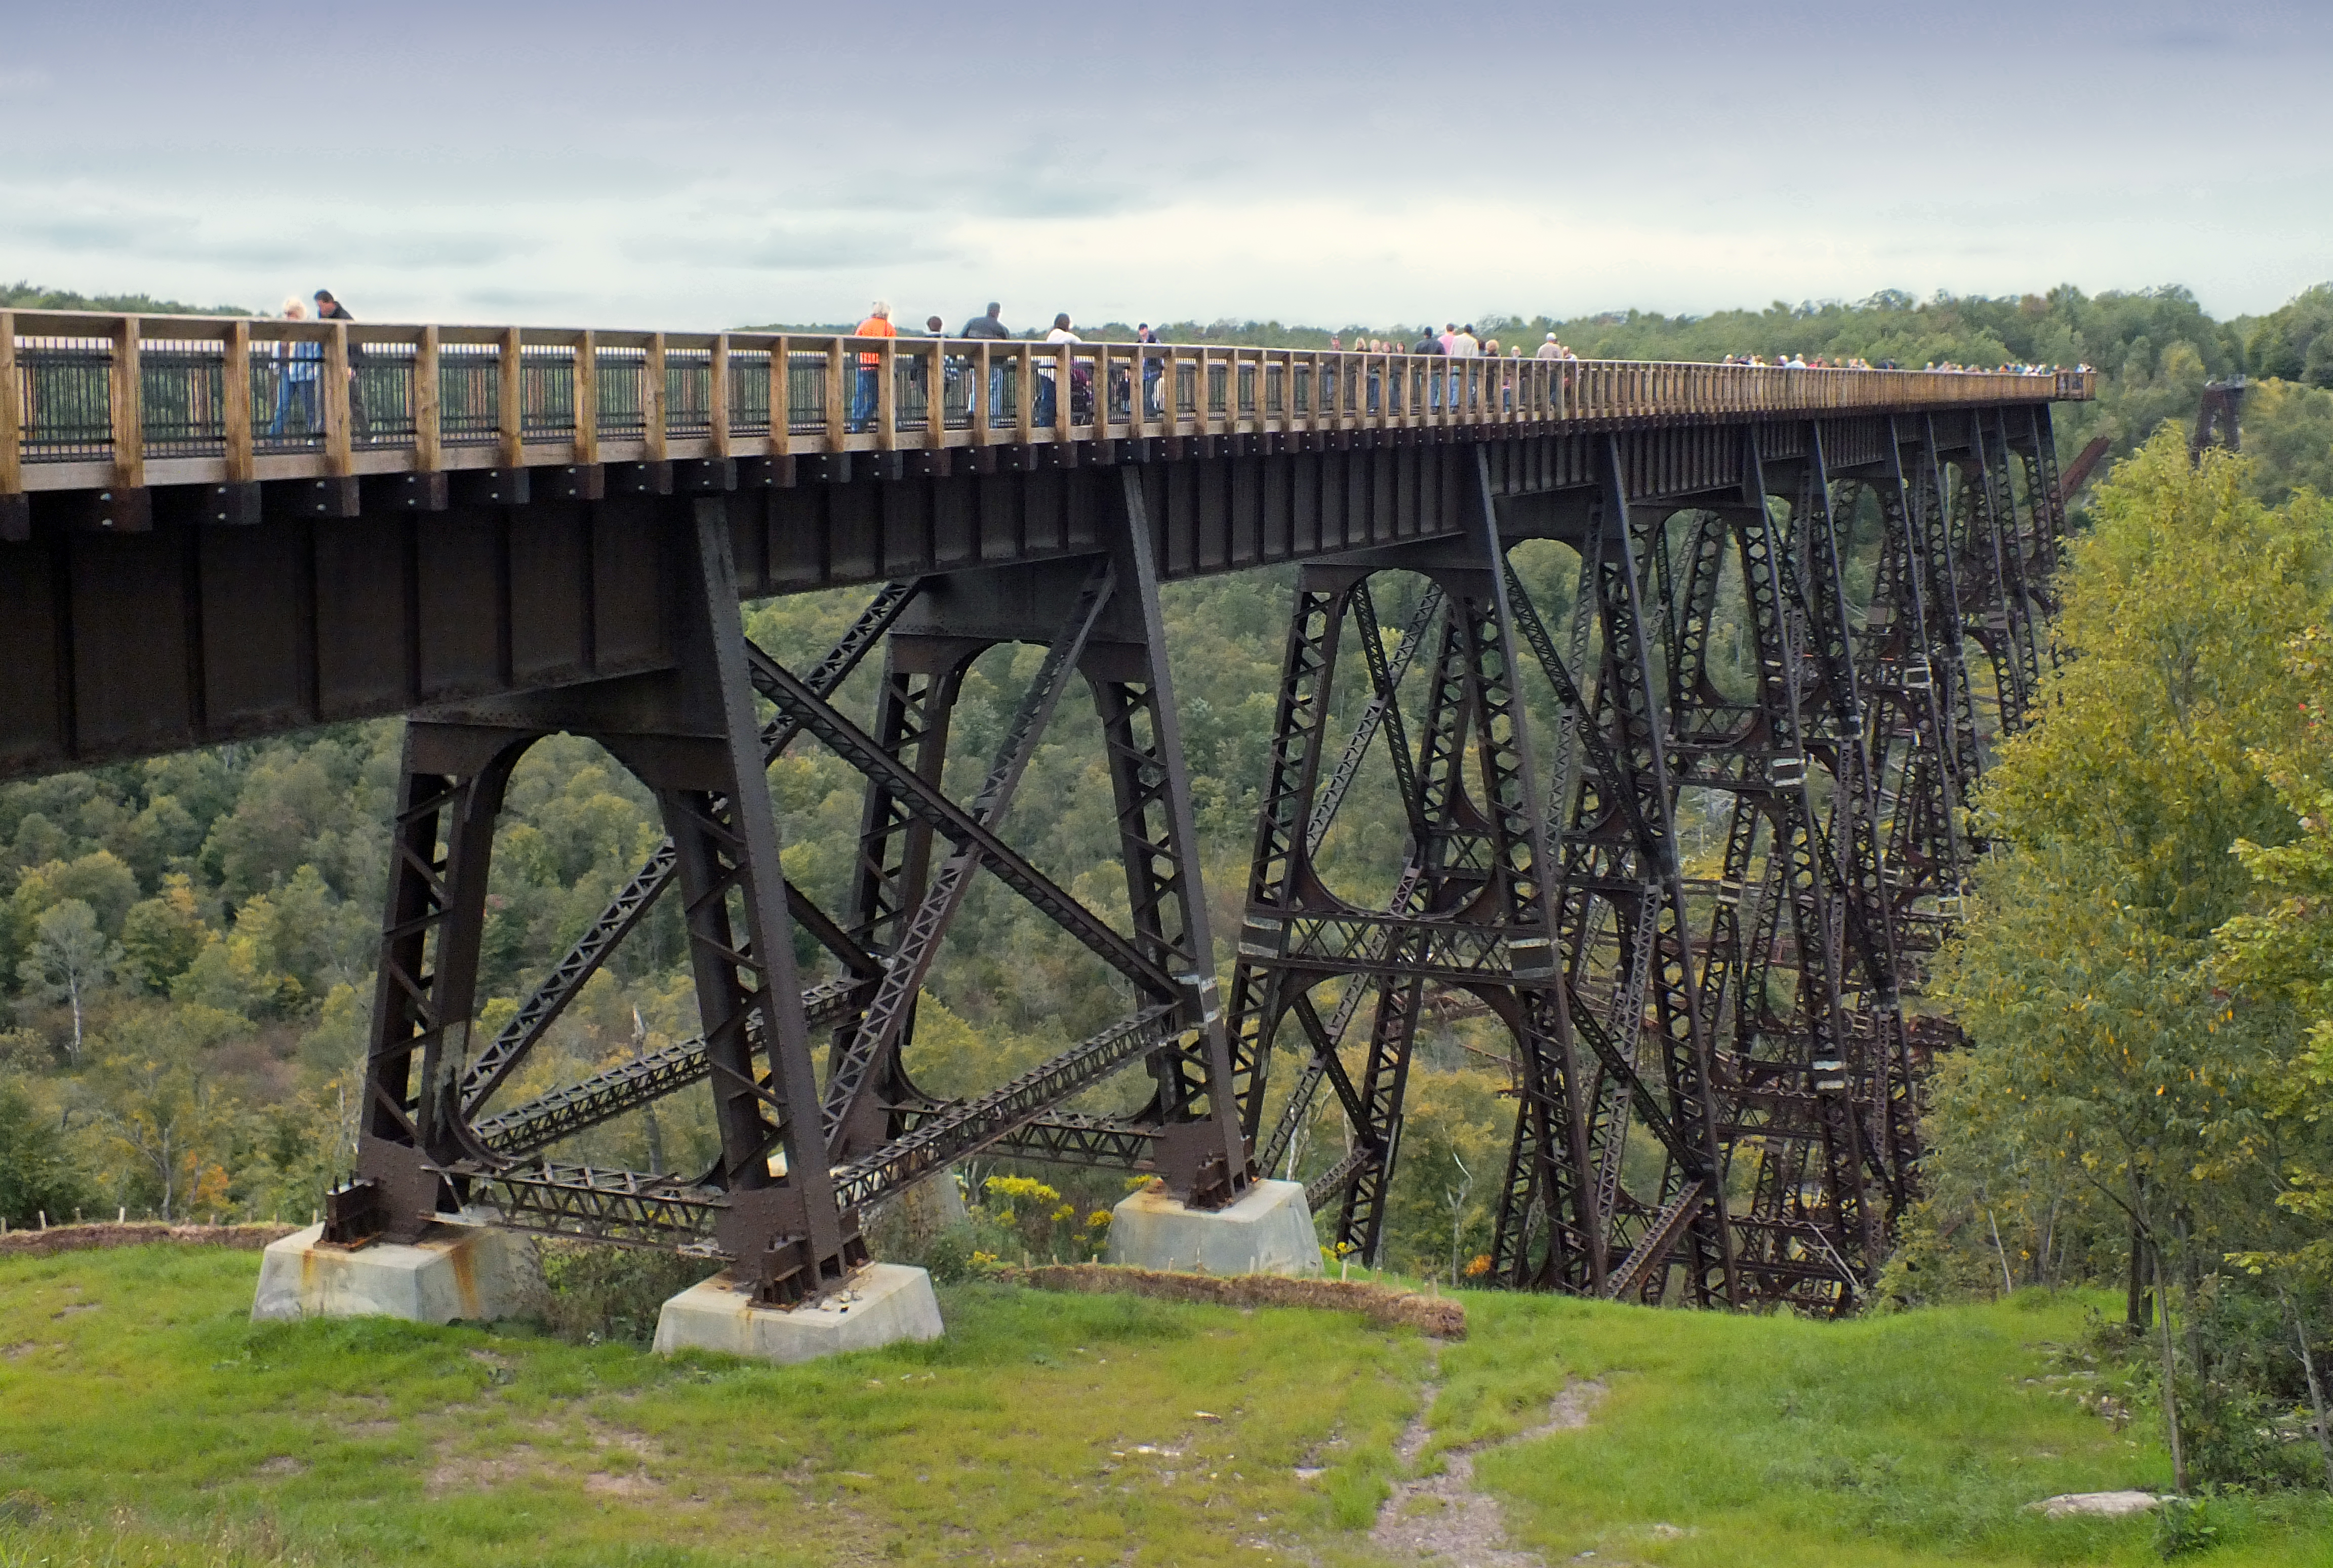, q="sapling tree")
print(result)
[18,899,119,1063]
